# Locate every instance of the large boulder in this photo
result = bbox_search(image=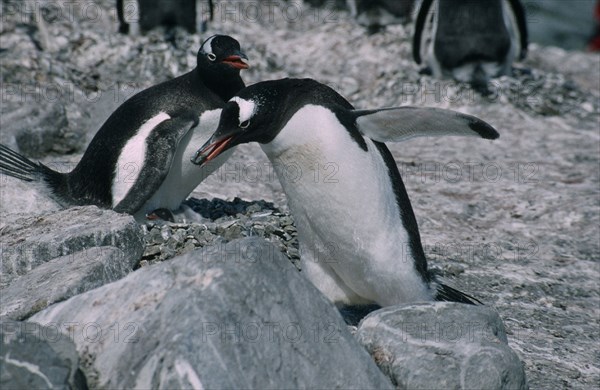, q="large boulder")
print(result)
[1,246,135,320]
[0,206,144,288]
[356,303,528,389]
[0,319,87,389]
[29,238,392,389]
[0,100,86,157]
